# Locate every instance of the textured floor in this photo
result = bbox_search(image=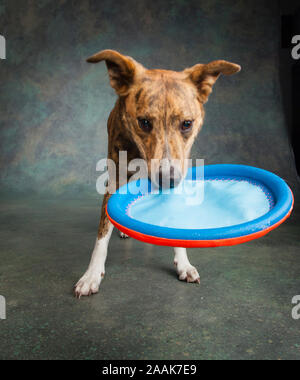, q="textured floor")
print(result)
[0,197,299,360]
